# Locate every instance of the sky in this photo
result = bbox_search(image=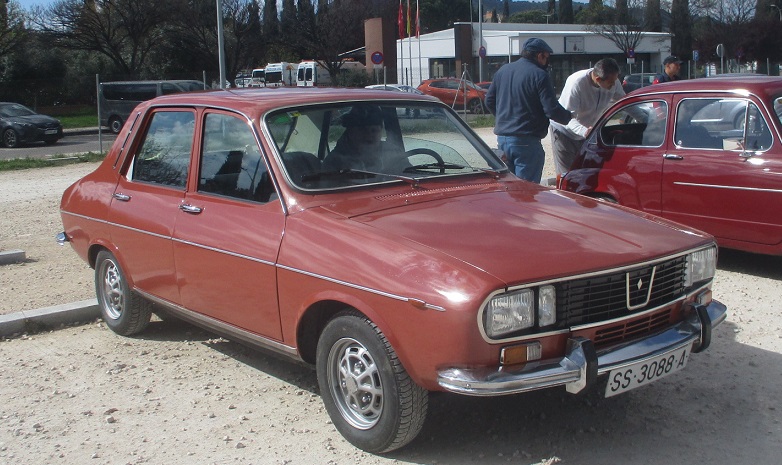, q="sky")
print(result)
[15,0,56,9]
